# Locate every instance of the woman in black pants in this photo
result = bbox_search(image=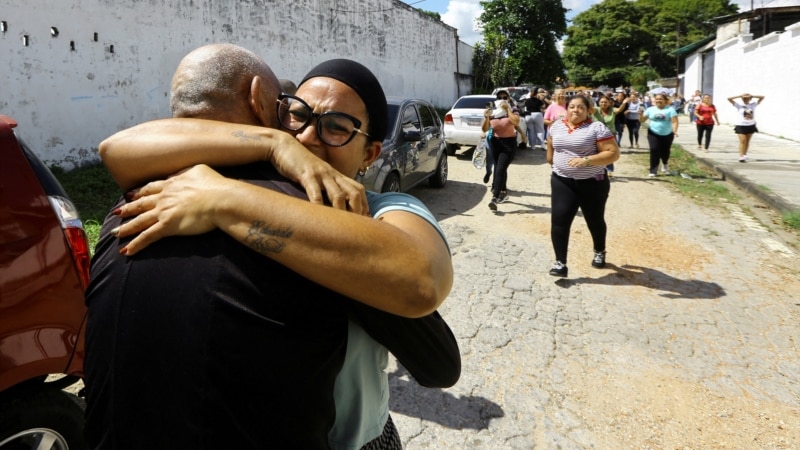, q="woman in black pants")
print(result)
[546,95,620,277]
[694,94,720,151]
[624,92,643,148]
[640,93,679,177]
[483,93,520,211]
